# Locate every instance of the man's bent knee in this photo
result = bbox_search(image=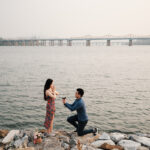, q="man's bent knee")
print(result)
[77,131,84,136]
